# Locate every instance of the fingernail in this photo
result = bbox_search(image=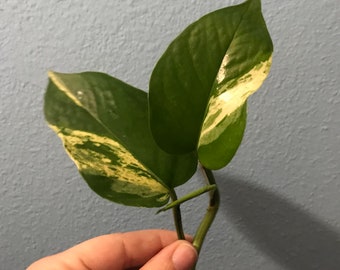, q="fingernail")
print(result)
[172,243,197,270]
